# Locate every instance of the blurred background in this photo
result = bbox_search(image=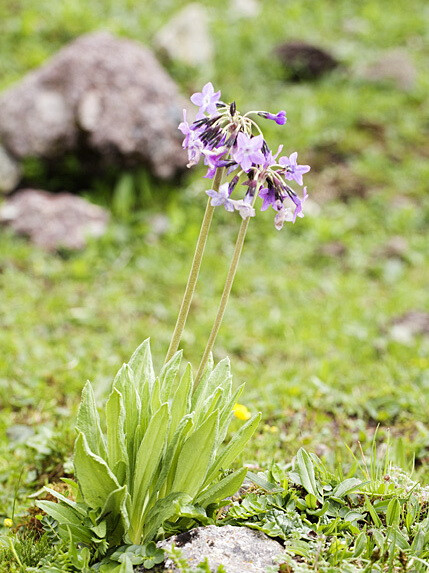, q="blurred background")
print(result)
[0,0,428,514]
